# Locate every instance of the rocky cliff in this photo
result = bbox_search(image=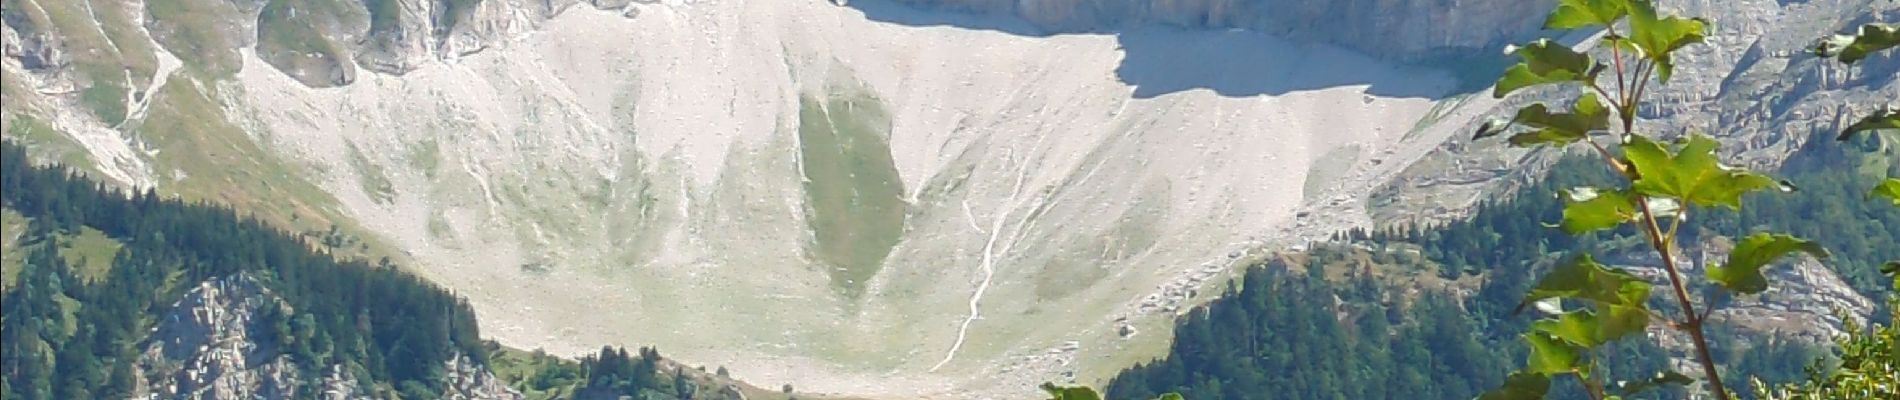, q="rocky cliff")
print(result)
[133,274,521,400]
[1605,238,1877,343]
[879,0,1557,61]
[1372,0,1900,227]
